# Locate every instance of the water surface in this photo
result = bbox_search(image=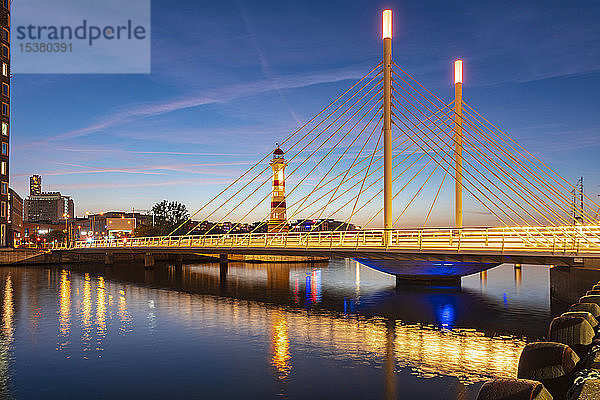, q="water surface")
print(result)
[0,260,592,399]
